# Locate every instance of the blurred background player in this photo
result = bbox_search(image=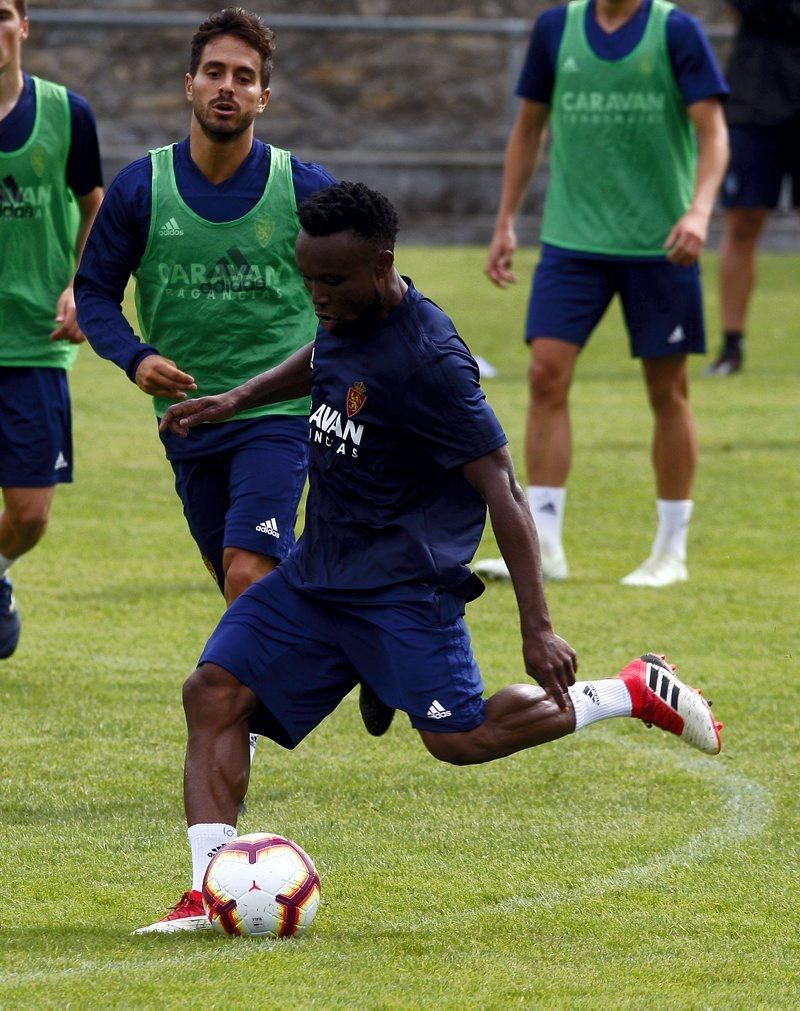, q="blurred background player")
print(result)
[134,181,722,934]
[75,8,391,734]
[0,0,103,657]
[479,0,729,588]
[708,0,800,376]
